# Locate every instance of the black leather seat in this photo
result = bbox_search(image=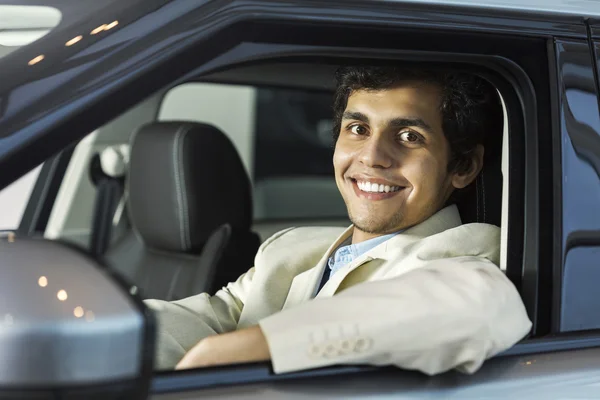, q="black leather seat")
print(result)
[105,121,260,300]
[455,125,503,226]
